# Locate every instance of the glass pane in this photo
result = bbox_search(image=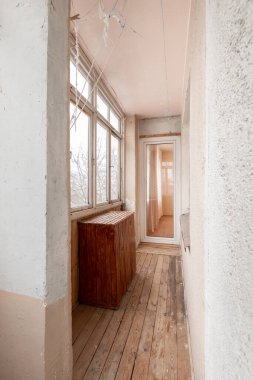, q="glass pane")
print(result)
[70,103,90,208]
[146,144,174,238]
[70,61,89,100]
[96,123,108,203]
[110,109,120,132]
[111,135,120,200]
[97,93,109,120]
